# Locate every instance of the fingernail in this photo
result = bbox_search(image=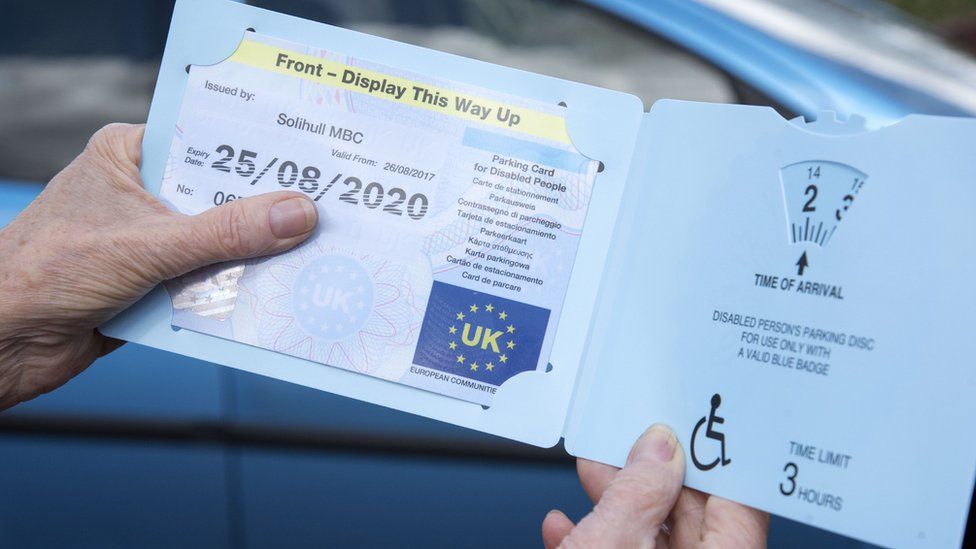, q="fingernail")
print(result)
[628,424,677,464]
[269,197,317,238]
